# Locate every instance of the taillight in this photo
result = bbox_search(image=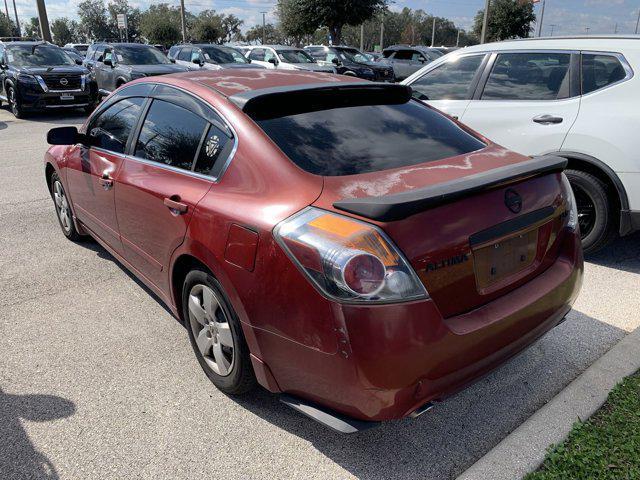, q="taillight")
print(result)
[274,207,428,303]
